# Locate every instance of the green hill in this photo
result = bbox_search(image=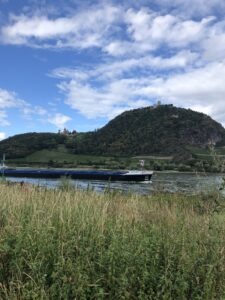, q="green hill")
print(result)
[71,105,225,158]
[0,132,66,159]
[1,105,225,167]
